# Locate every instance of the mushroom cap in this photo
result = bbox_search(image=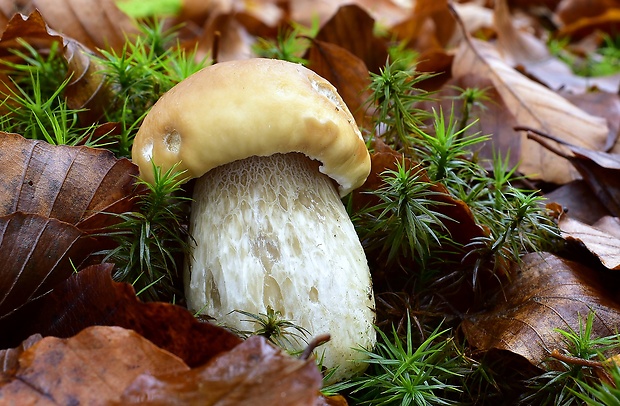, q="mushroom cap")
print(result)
[132,58,371,196]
